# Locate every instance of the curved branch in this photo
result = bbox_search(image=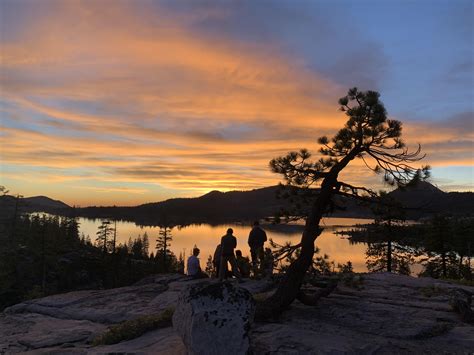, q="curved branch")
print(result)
[269,239,302,262]
[360,155,379,173]
[339,182,378,198]
[335,190,374,204]
[366,149,424,186]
